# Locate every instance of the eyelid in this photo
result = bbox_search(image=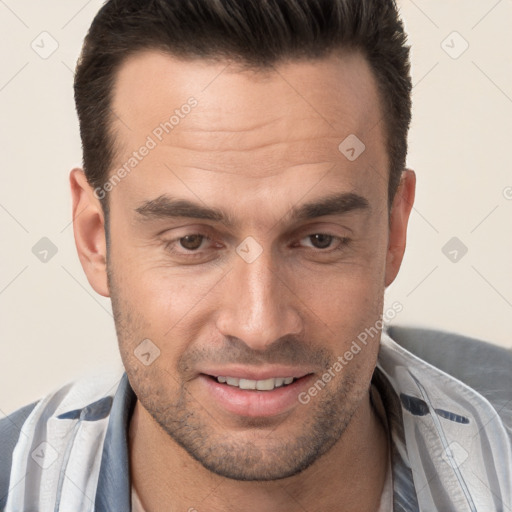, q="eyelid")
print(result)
[292,221,354,237]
